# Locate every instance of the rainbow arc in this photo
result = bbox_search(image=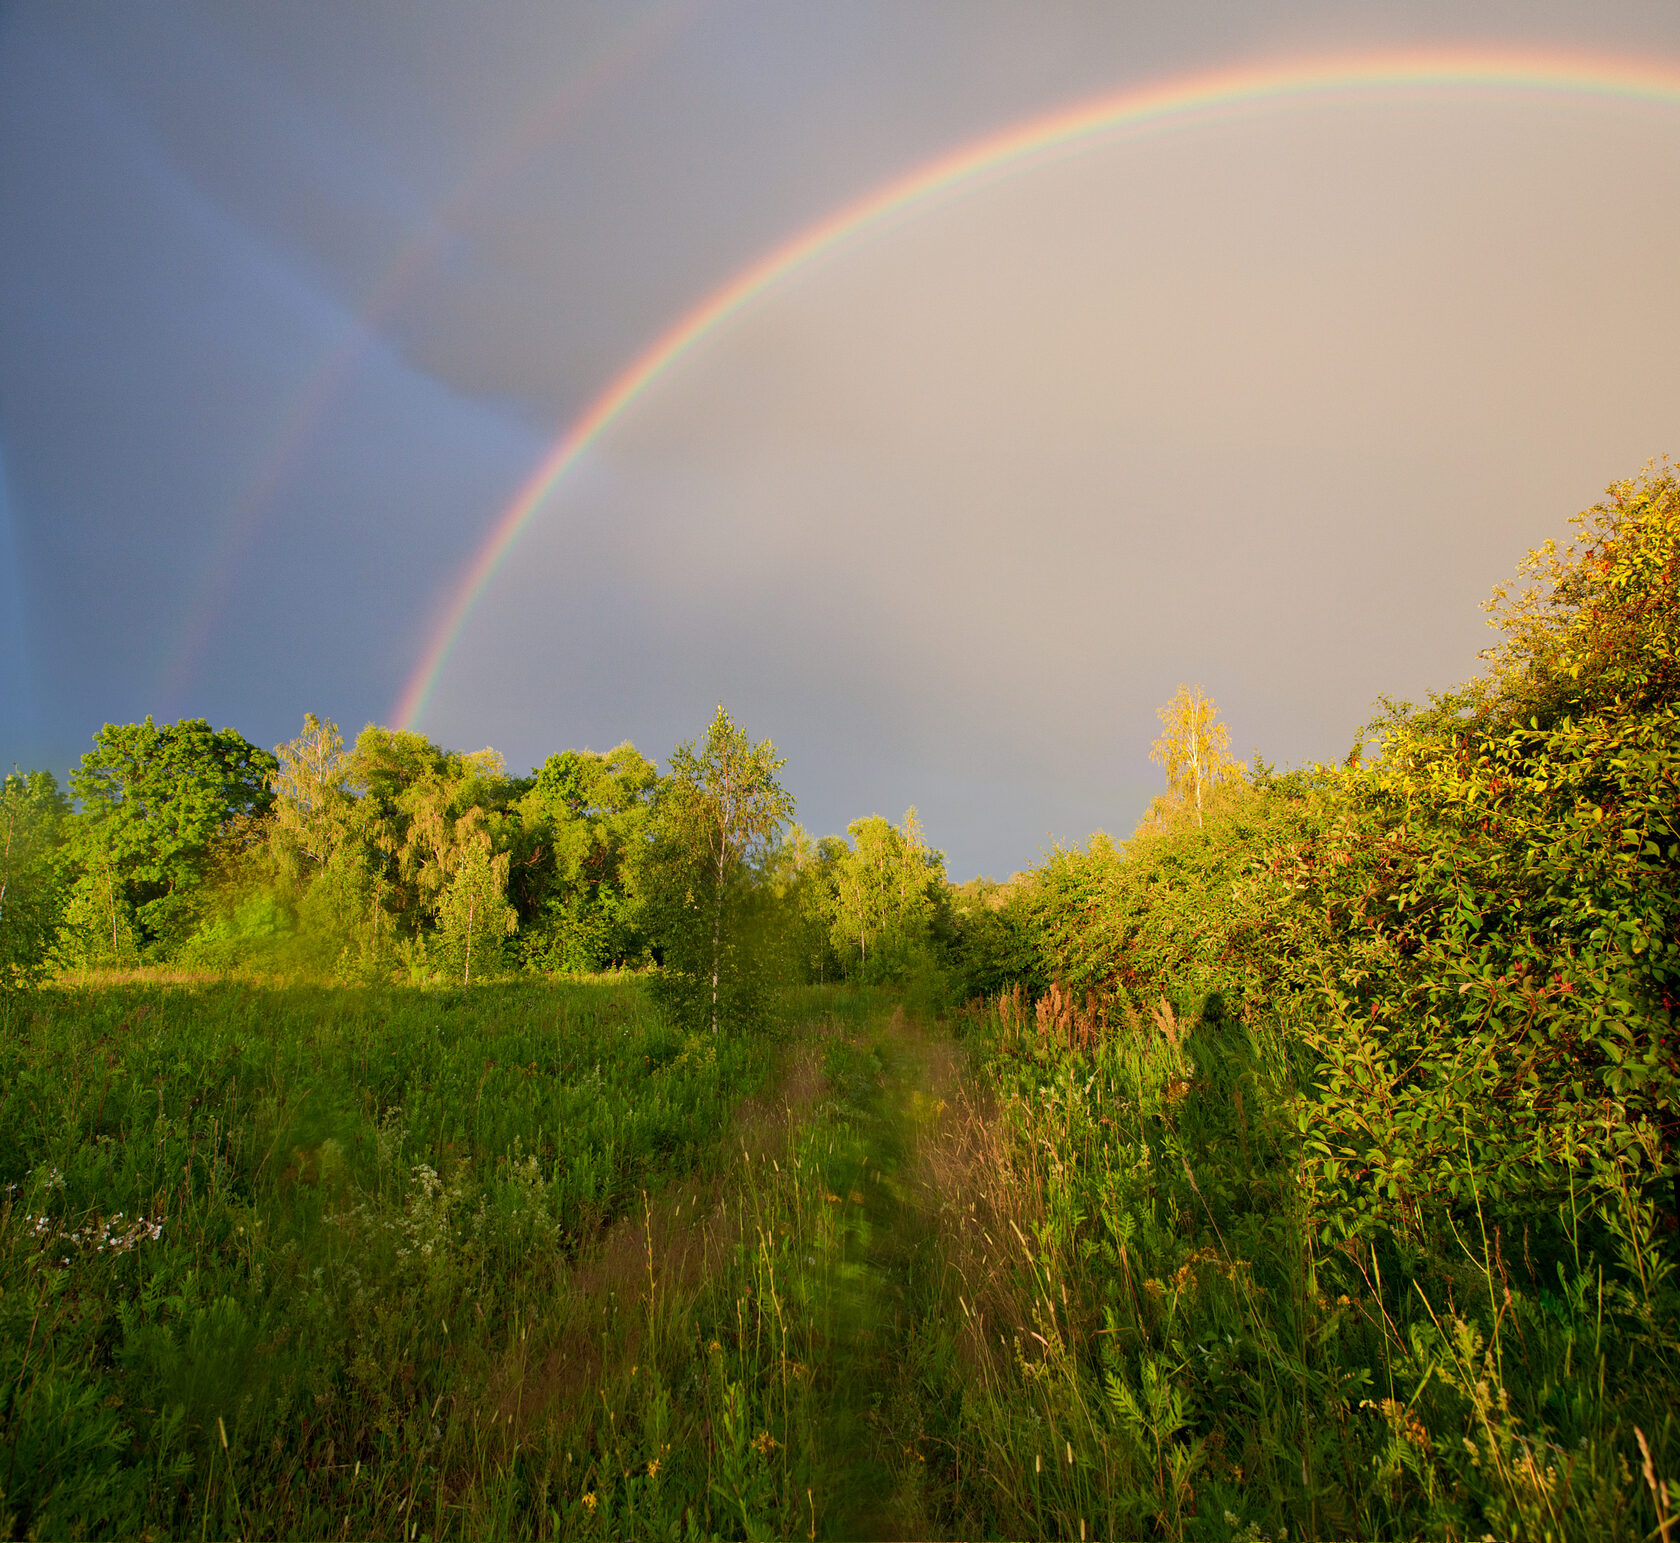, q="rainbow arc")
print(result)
[393,46,1680,731]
